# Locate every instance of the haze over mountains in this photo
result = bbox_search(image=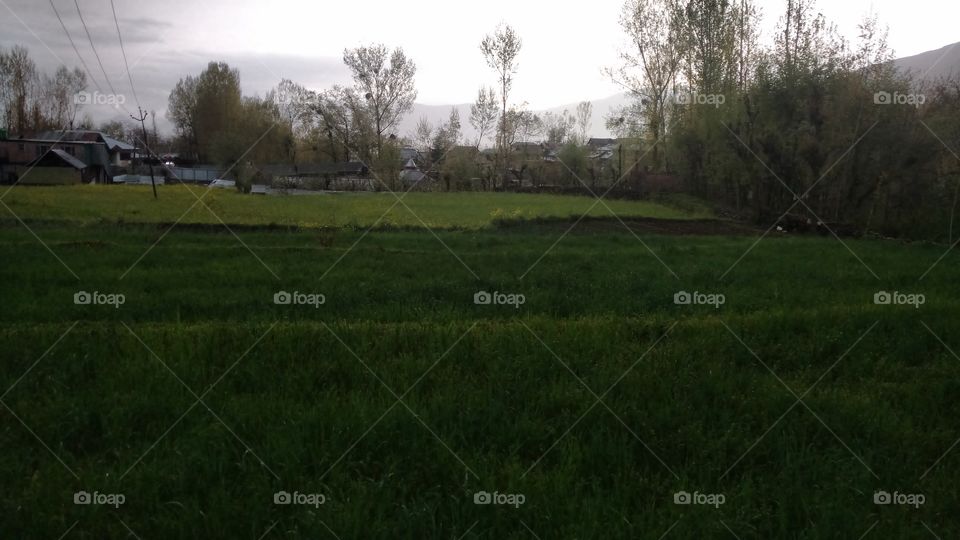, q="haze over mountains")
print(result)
[400,41,960,144]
